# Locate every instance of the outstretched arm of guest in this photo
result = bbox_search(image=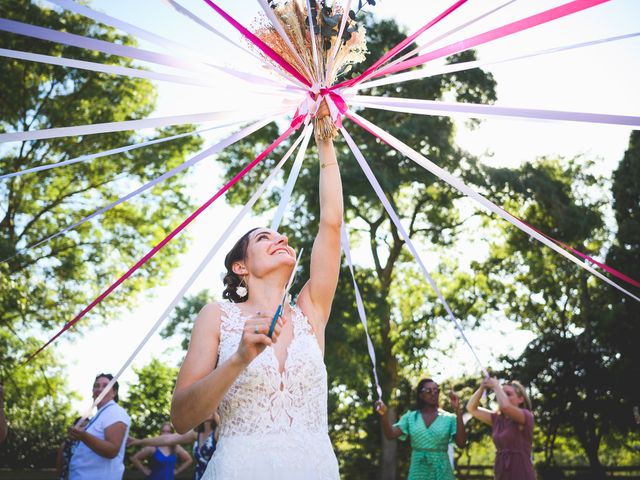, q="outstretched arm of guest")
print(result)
[491,379,526,425]
[467,383,493,426]
[375,401,403,440]
[130,431,196,448]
